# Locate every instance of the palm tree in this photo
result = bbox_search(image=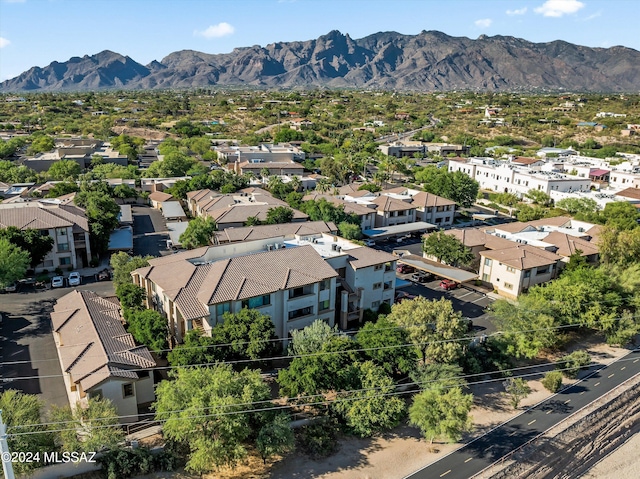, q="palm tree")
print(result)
[315,178,331,193]
[290,176,302,192]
